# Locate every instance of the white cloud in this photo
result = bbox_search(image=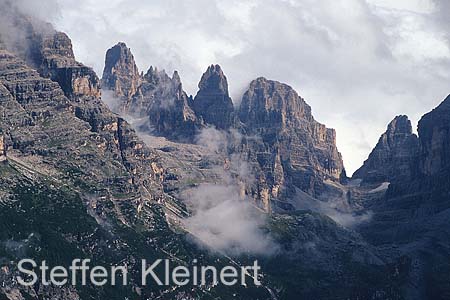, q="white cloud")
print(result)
[47,0,450,174]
